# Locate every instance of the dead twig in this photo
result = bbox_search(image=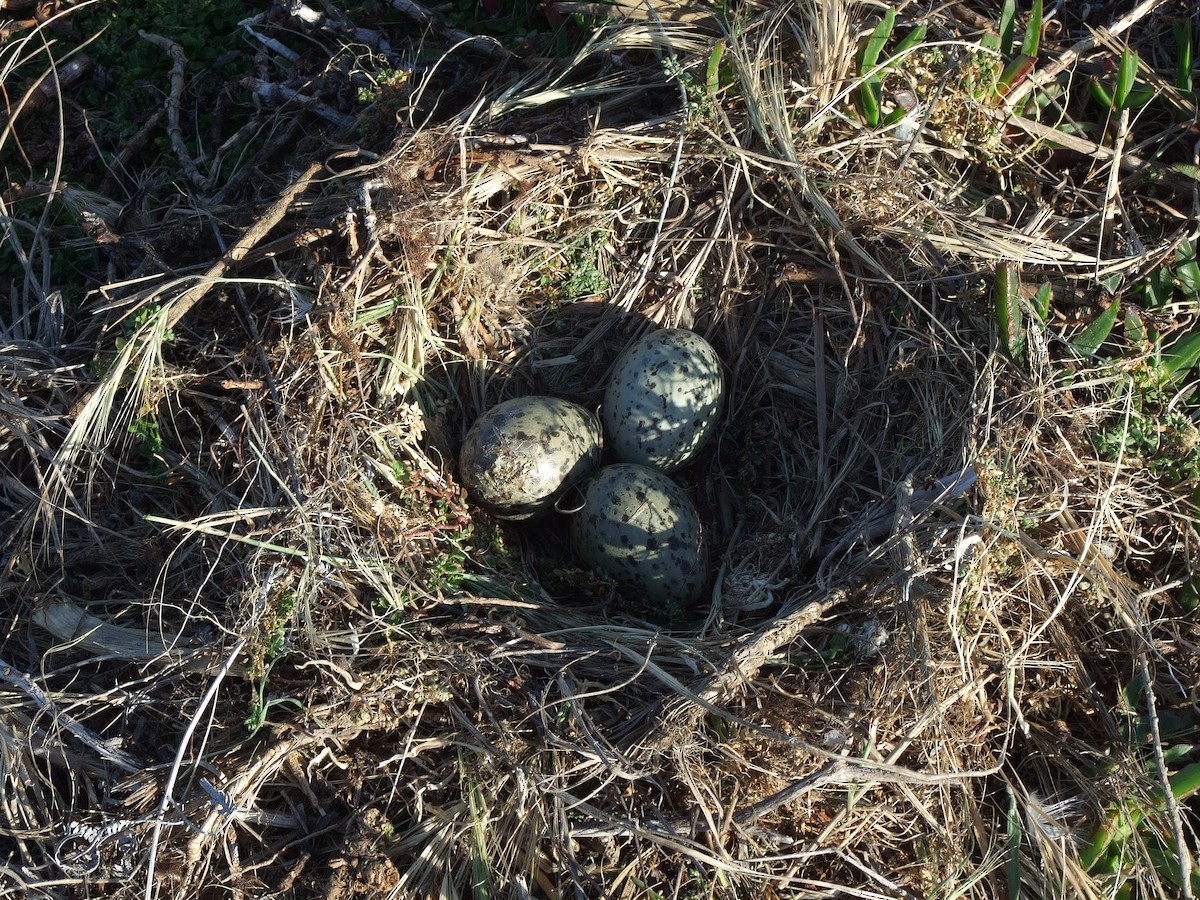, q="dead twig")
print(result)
[0,659,143,772]
[386,0,513,61]
[138,31,206,190]
[164,160,327,330]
